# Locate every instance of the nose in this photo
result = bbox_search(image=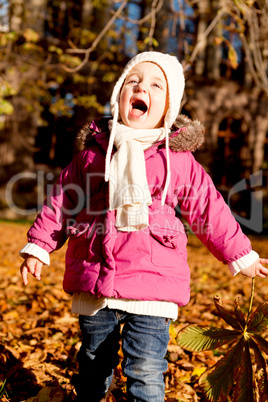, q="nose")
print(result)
[134,83,147,93]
